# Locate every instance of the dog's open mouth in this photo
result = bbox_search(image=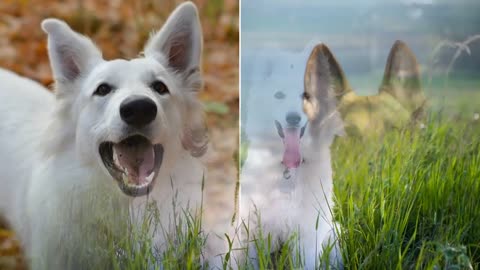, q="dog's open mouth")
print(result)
[99,135,164,197]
